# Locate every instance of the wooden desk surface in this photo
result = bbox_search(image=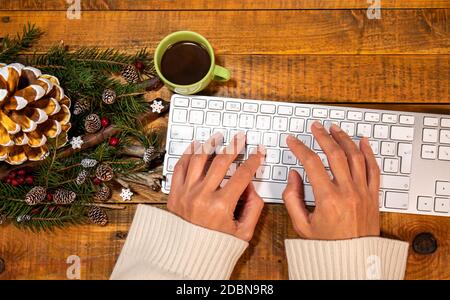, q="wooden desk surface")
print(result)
[0,0,449,280]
